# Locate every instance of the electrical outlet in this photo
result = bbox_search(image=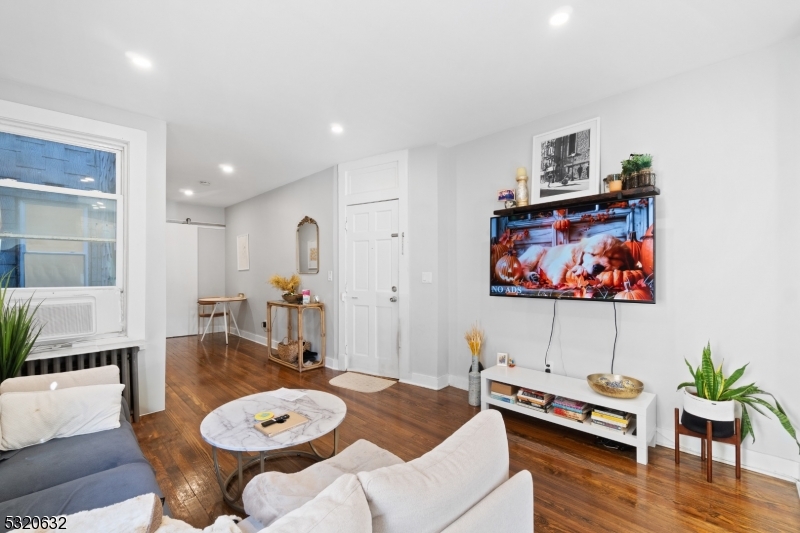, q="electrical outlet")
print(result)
[262,321,267,328]
[422,272,433,284]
